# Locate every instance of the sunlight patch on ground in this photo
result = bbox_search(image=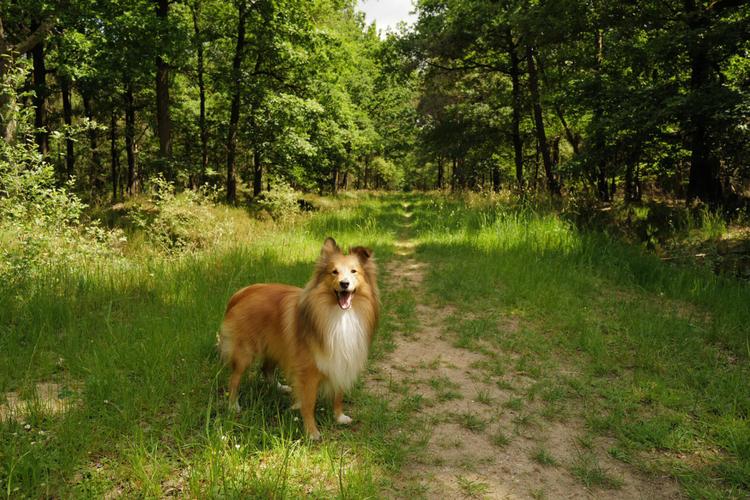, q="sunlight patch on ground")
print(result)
[0,382,80,421]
